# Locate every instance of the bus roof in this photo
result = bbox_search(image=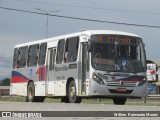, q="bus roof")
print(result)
[14,30,140,48]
